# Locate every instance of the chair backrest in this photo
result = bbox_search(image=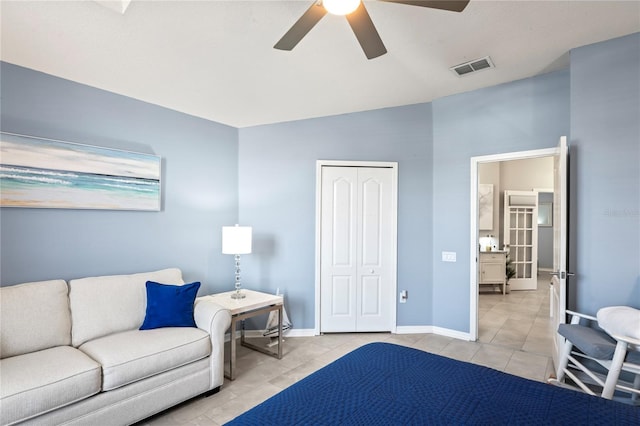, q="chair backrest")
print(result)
[69,268,184,347]
[0,279,71,358]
